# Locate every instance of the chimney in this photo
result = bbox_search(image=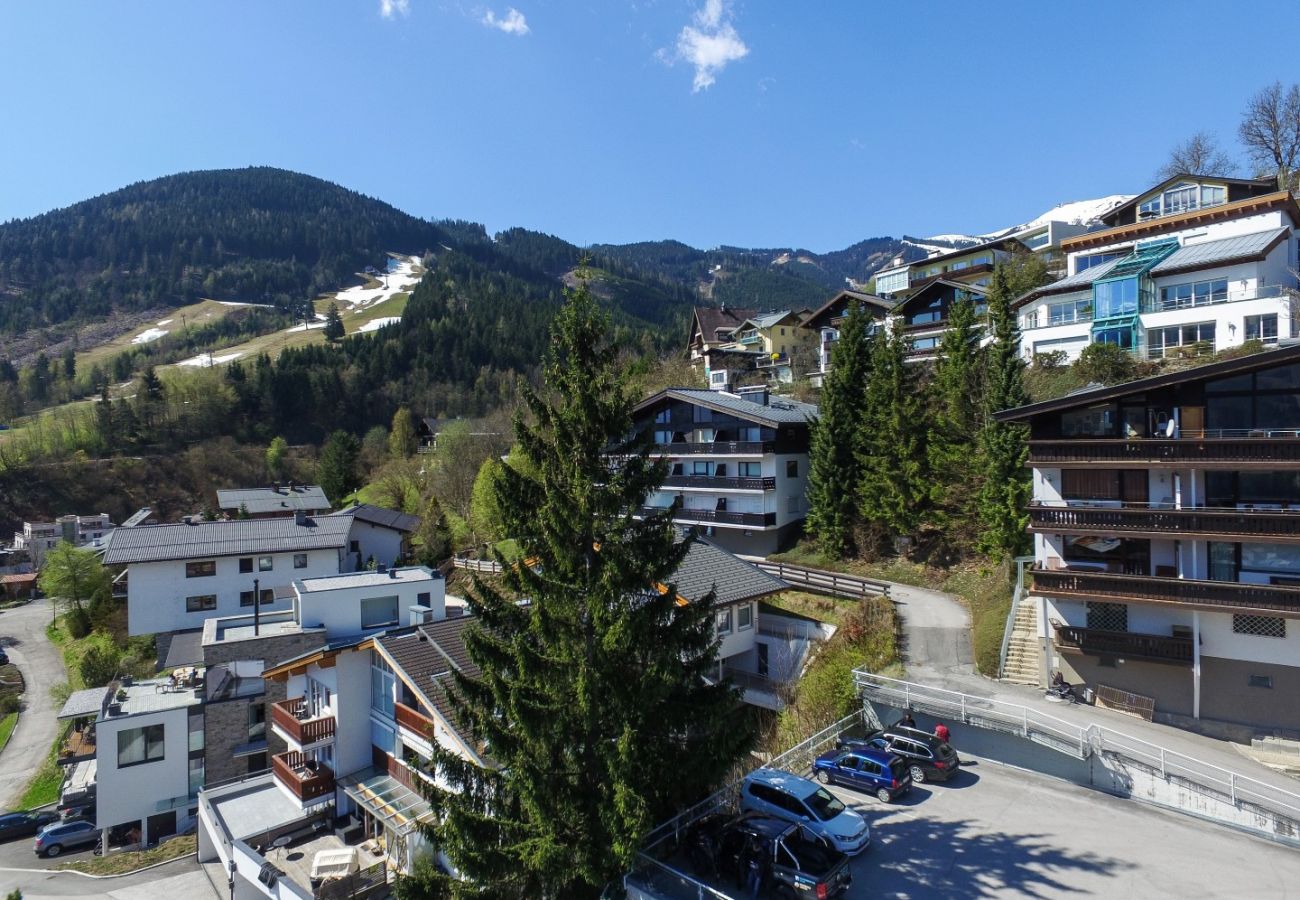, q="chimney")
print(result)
[388,567,398,579]
[377,564,387,574]
[294,509,307,526]
[272,481,280,494]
